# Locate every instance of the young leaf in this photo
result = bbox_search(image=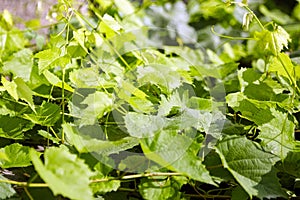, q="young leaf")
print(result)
[137,64,182,93]
[254,25,290,56]
[114,0,135,16]
[30,146,94,200]
[215,136,286,199]
[0,143,36,168]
